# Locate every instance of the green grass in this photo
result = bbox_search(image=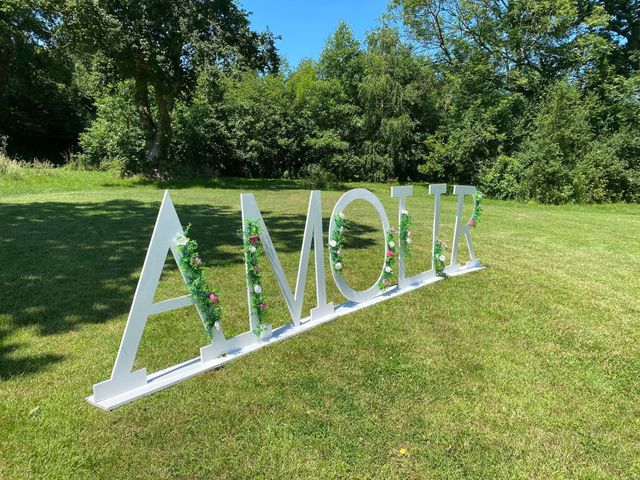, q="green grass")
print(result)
[1,170,639,479]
